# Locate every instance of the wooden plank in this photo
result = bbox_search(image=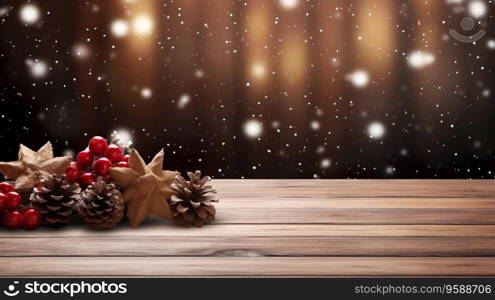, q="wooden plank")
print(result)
[213,208,495,224]
[3,207,494,225]
[214,179,495,188]
[1,224,494,238]
[217,198,495,208]
[1,180,493,277]
[1,237,494,257]
[214,180,495,198]
[2,257,495,276]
